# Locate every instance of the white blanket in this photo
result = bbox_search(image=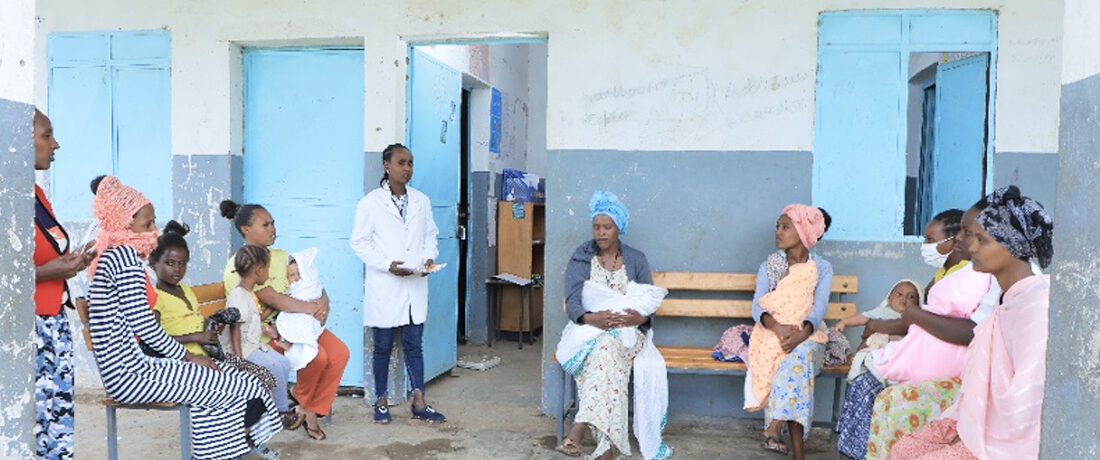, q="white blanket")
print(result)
[276,248,325,371]
[555,281,673,460]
